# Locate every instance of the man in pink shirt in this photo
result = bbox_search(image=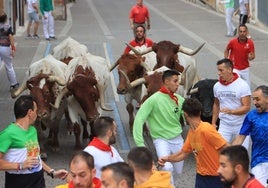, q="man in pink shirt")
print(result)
[129,0,150,35]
